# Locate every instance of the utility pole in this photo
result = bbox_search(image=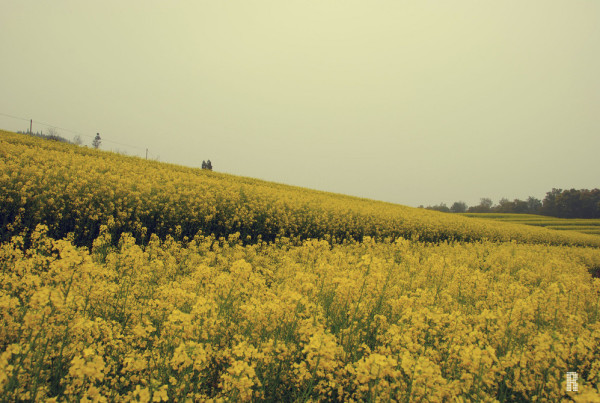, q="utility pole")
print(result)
[30,119,32,134]
[146,148,148,160]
